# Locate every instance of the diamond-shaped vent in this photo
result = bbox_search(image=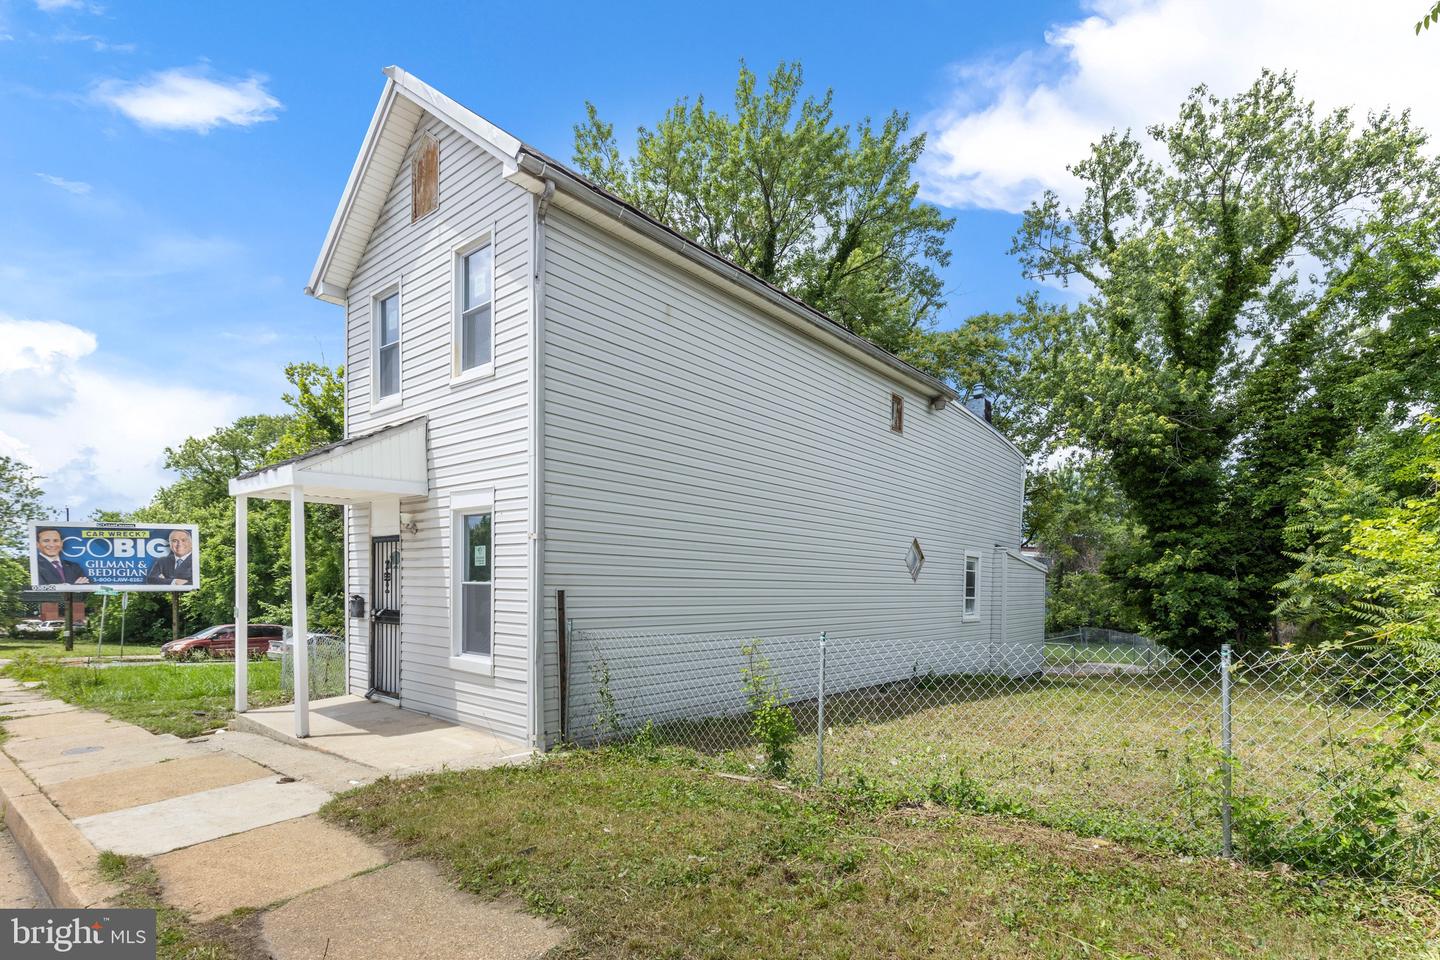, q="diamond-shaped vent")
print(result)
[906,538,925,582]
